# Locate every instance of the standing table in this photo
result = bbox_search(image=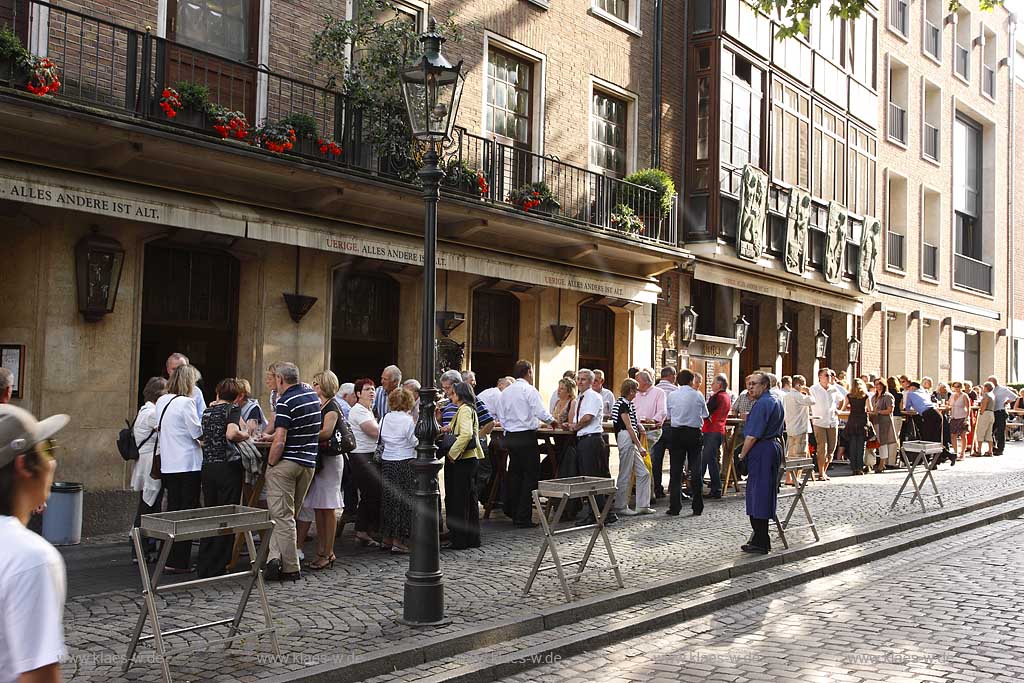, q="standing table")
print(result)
[523,476,623,602]
[125,505,280,683]
[889,440,946,513]
[720,418,744,495]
